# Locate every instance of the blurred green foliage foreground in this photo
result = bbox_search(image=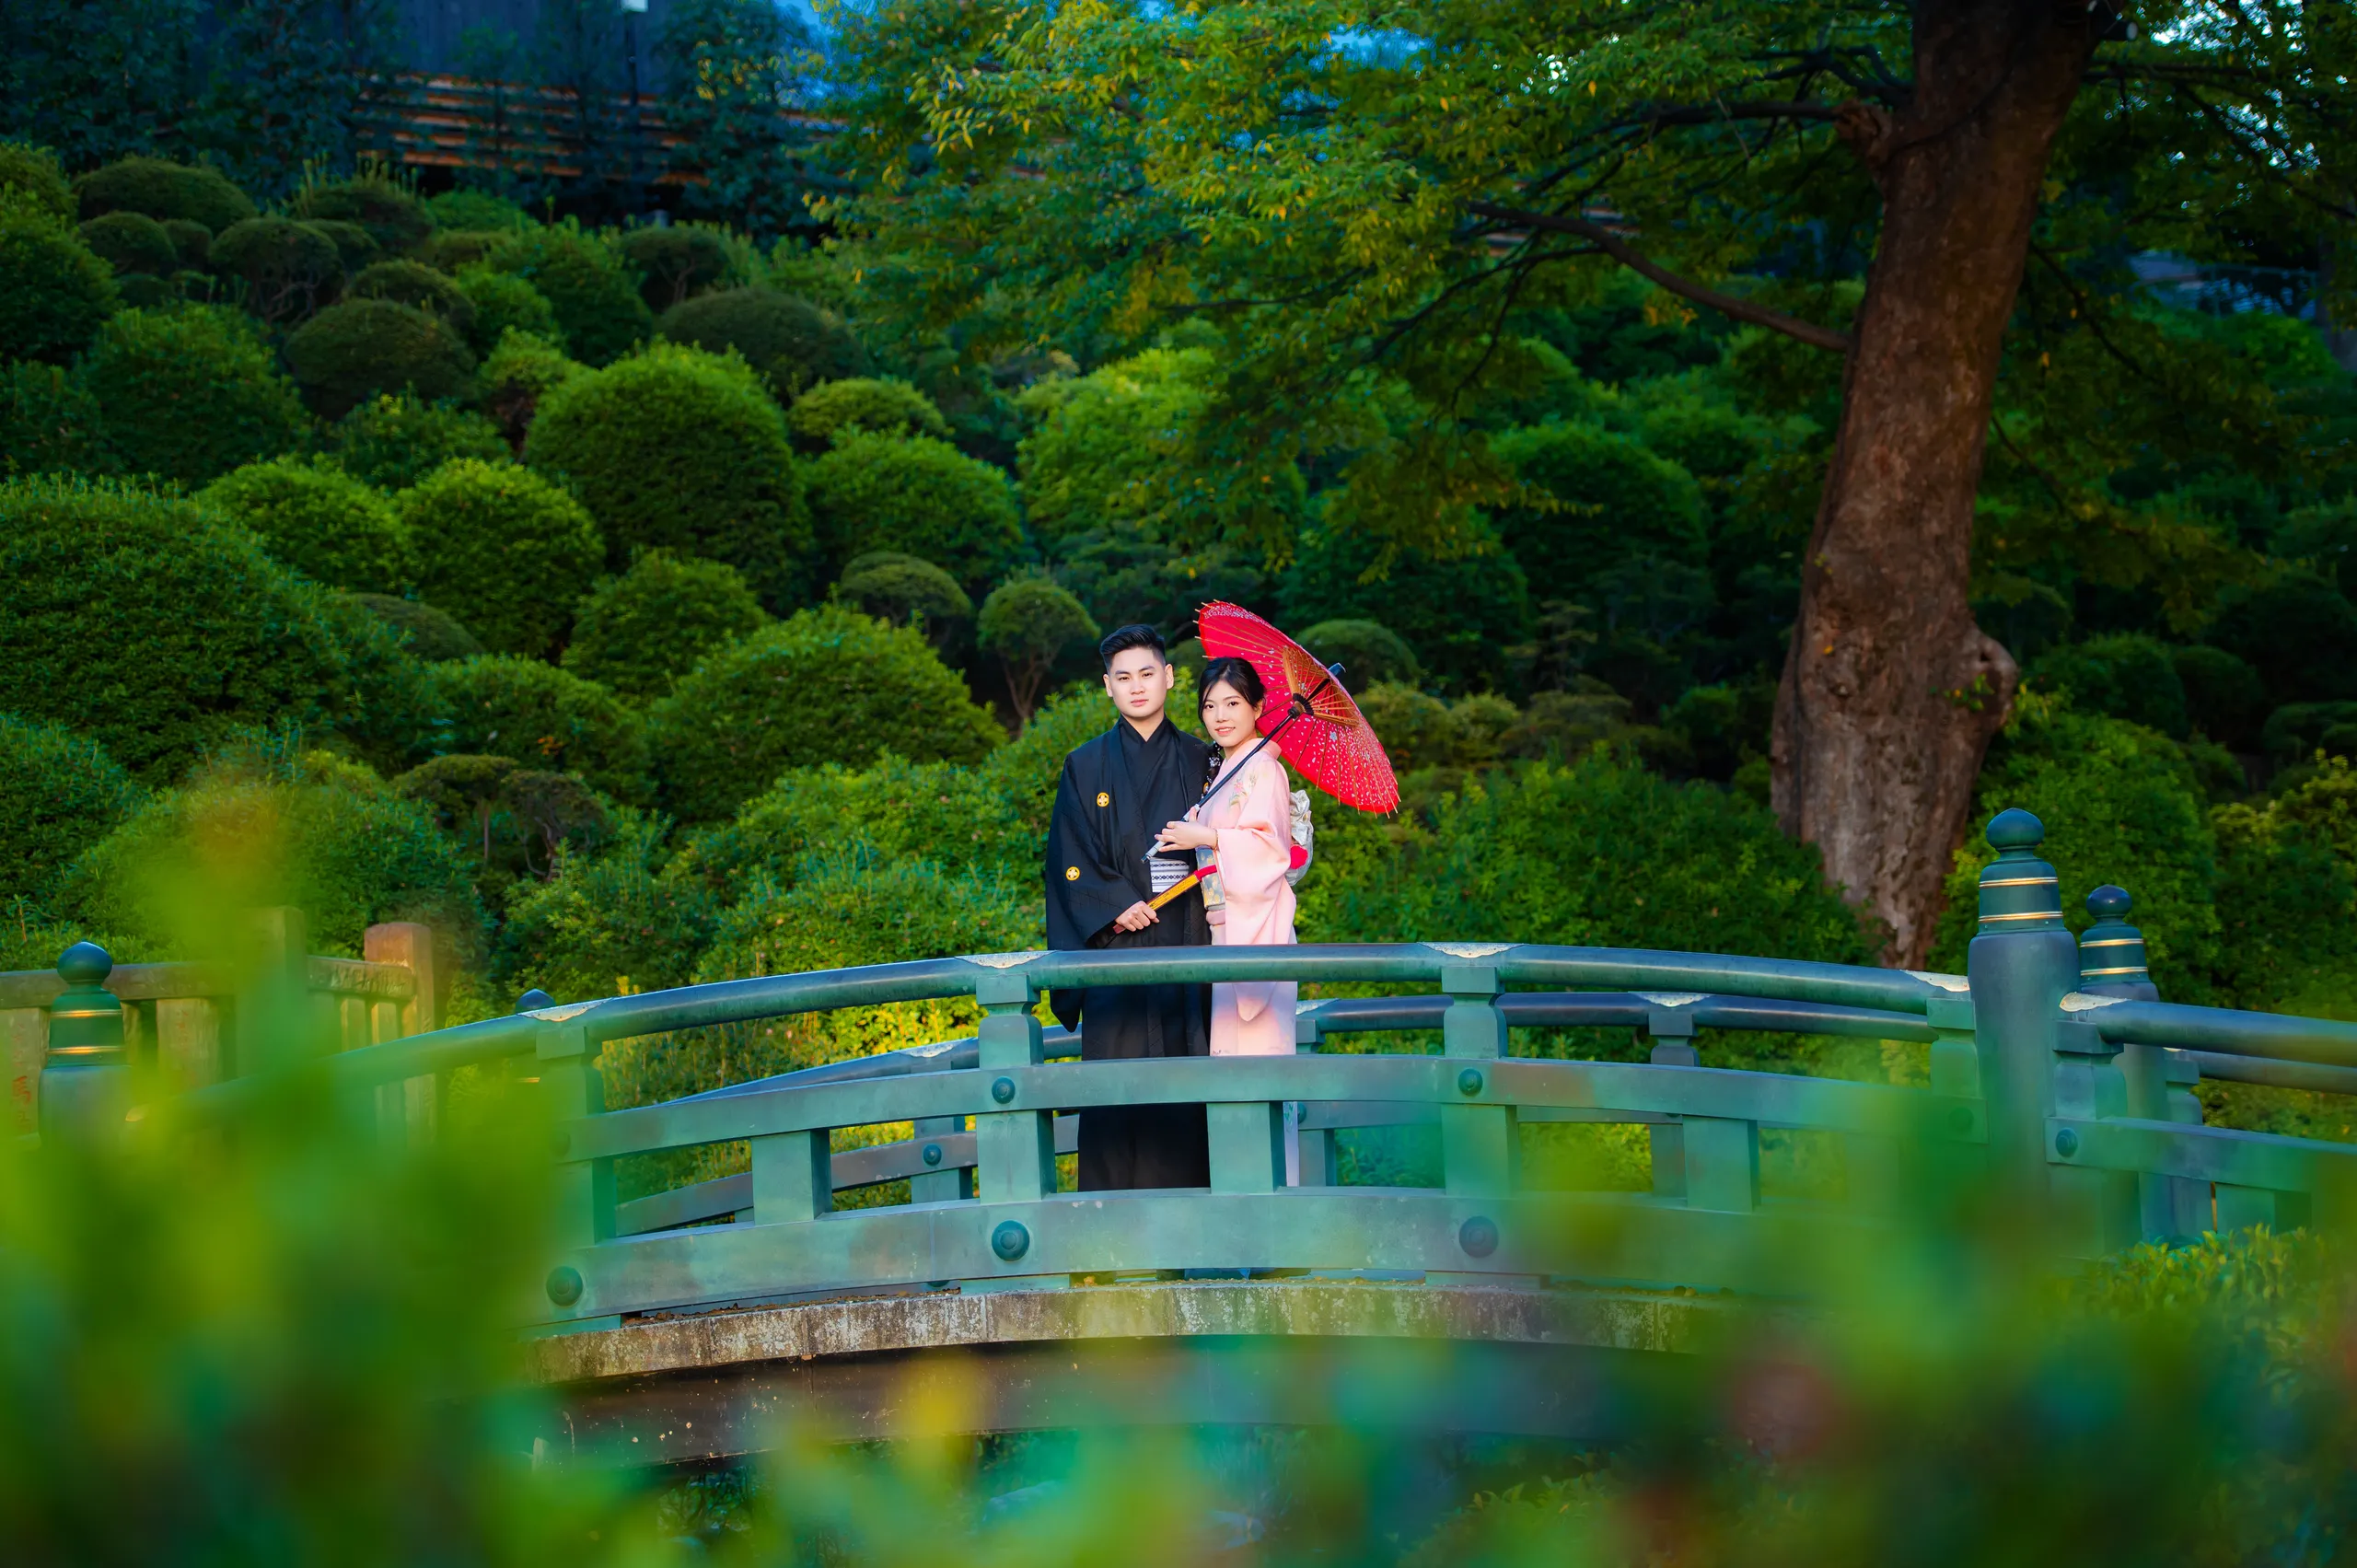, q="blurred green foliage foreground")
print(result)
[1,980,2354,1565]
